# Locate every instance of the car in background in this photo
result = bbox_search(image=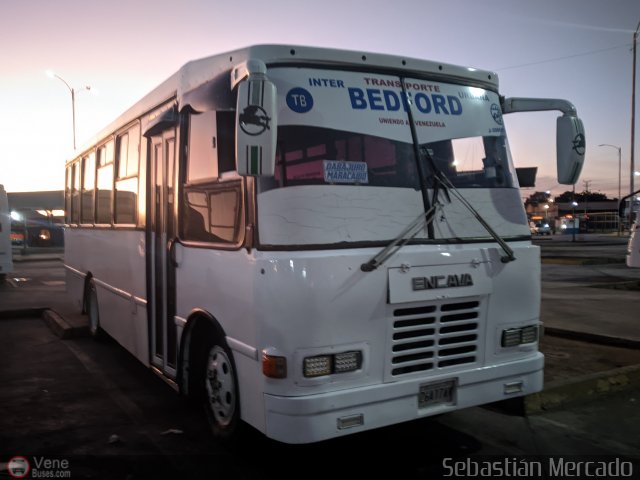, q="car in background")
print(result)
[534,221,552,235]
